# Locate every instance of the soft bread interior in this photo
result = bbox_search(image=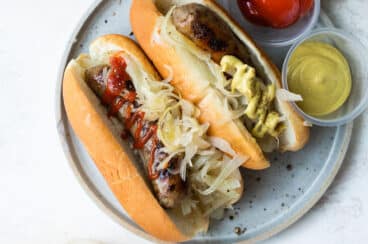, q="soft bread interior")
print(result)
[197,89,268,170]
[149,0,309,152]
